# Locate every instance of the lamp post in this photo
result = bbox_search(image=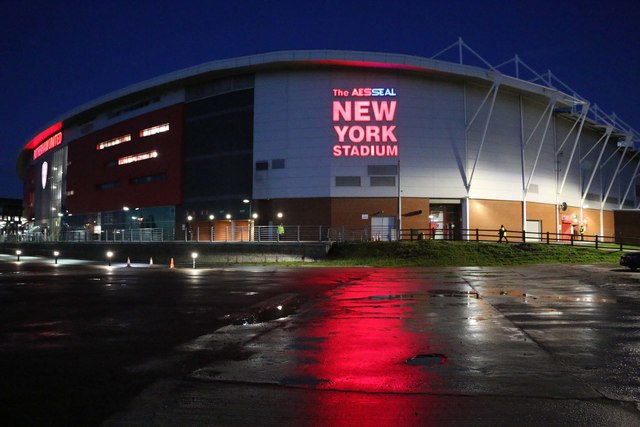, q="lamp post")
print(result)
[243,199,253,241]
[16,250,21,262]
[186,215,193,241]
[209,214,215,242]
[53,250,59,264]
[106,250,113,266]
[191,252,198,269]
